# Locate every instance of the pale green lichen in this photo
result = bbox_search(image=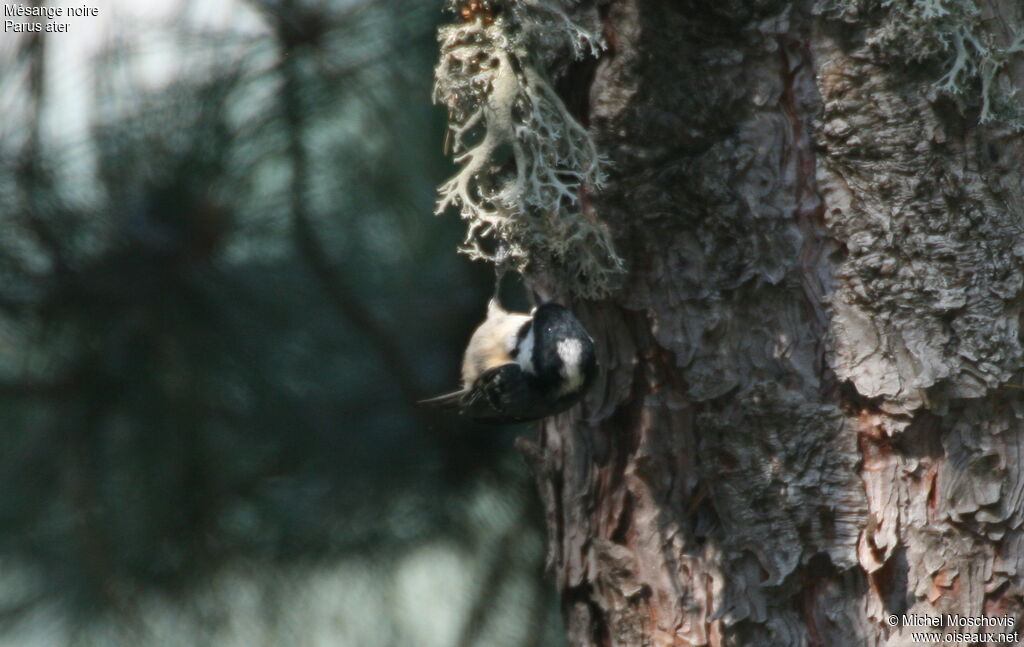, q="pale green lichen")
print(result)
[433,0,624,298]
[817,0,1024,127]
